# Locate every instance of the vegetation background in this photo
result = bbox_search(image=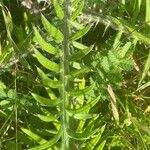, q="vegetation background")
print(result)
[0,0,150,149]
